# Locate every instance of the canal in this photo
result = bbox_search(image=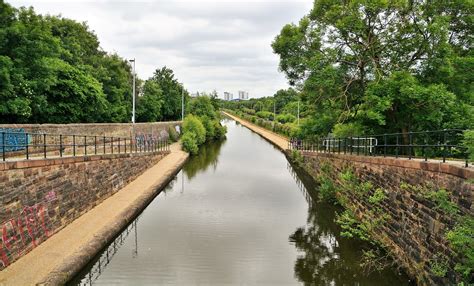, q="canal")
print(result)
[70,119,411,285]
